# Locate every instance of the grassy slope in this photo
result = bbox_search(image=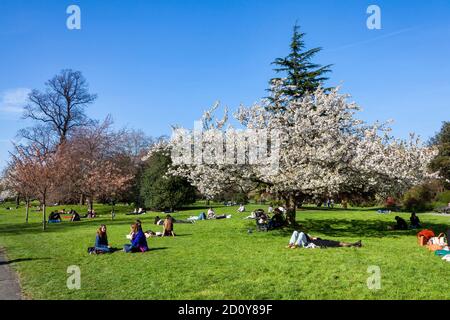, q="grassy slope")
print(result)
[0,203,449,300]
